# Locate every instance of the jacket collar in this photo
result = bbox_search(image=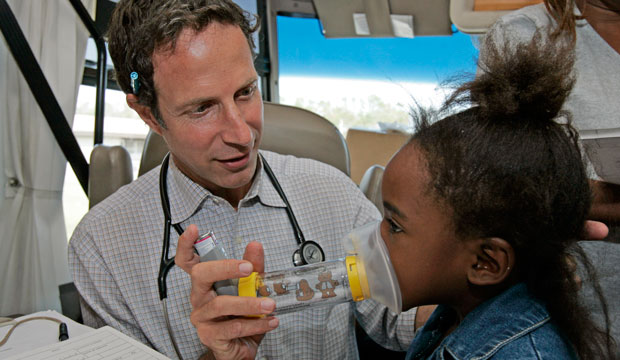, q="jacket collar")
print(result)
[409,283,551,359]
